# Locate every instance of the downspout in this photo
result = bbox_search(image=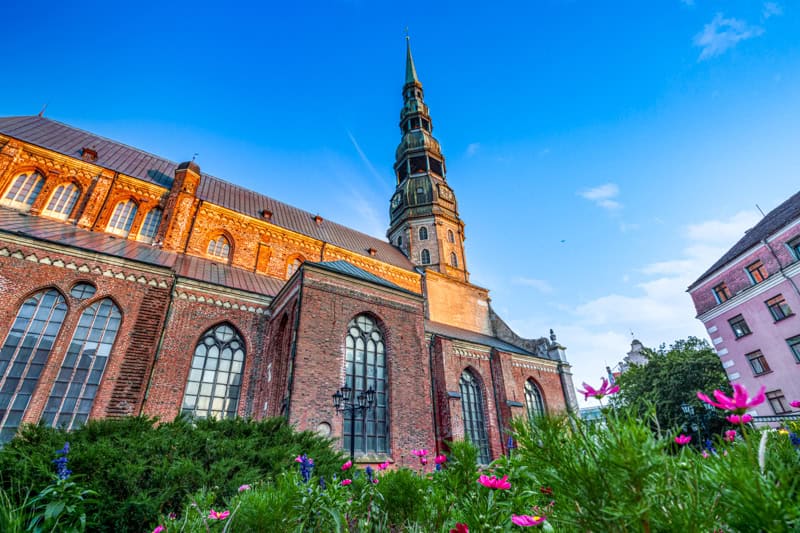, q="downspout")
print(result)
[428,333,441,454]
[487,348,506,455]
[140,272,178,413]
[763,238,800,297]
[284,270,304,422]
